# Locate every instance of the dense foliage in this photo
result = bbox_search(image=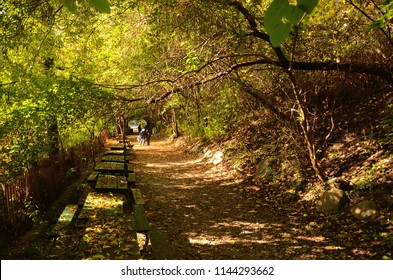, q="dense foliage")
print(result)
[1,0,393,259]
[1,0,392,184]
